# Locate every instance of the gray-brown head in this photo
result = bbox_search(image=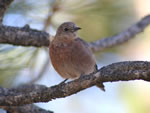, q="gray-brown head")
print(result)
[55,22,81,38]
